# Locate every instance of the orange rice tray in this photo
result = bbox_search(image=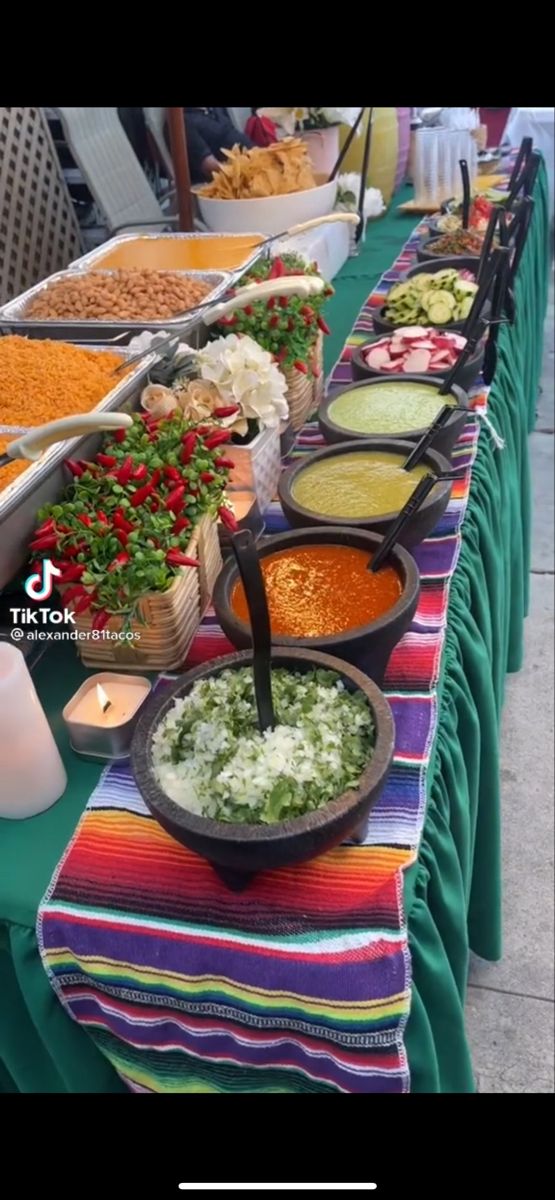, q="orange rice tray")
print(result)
[0,336,127,429]
[0,436,31,492]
